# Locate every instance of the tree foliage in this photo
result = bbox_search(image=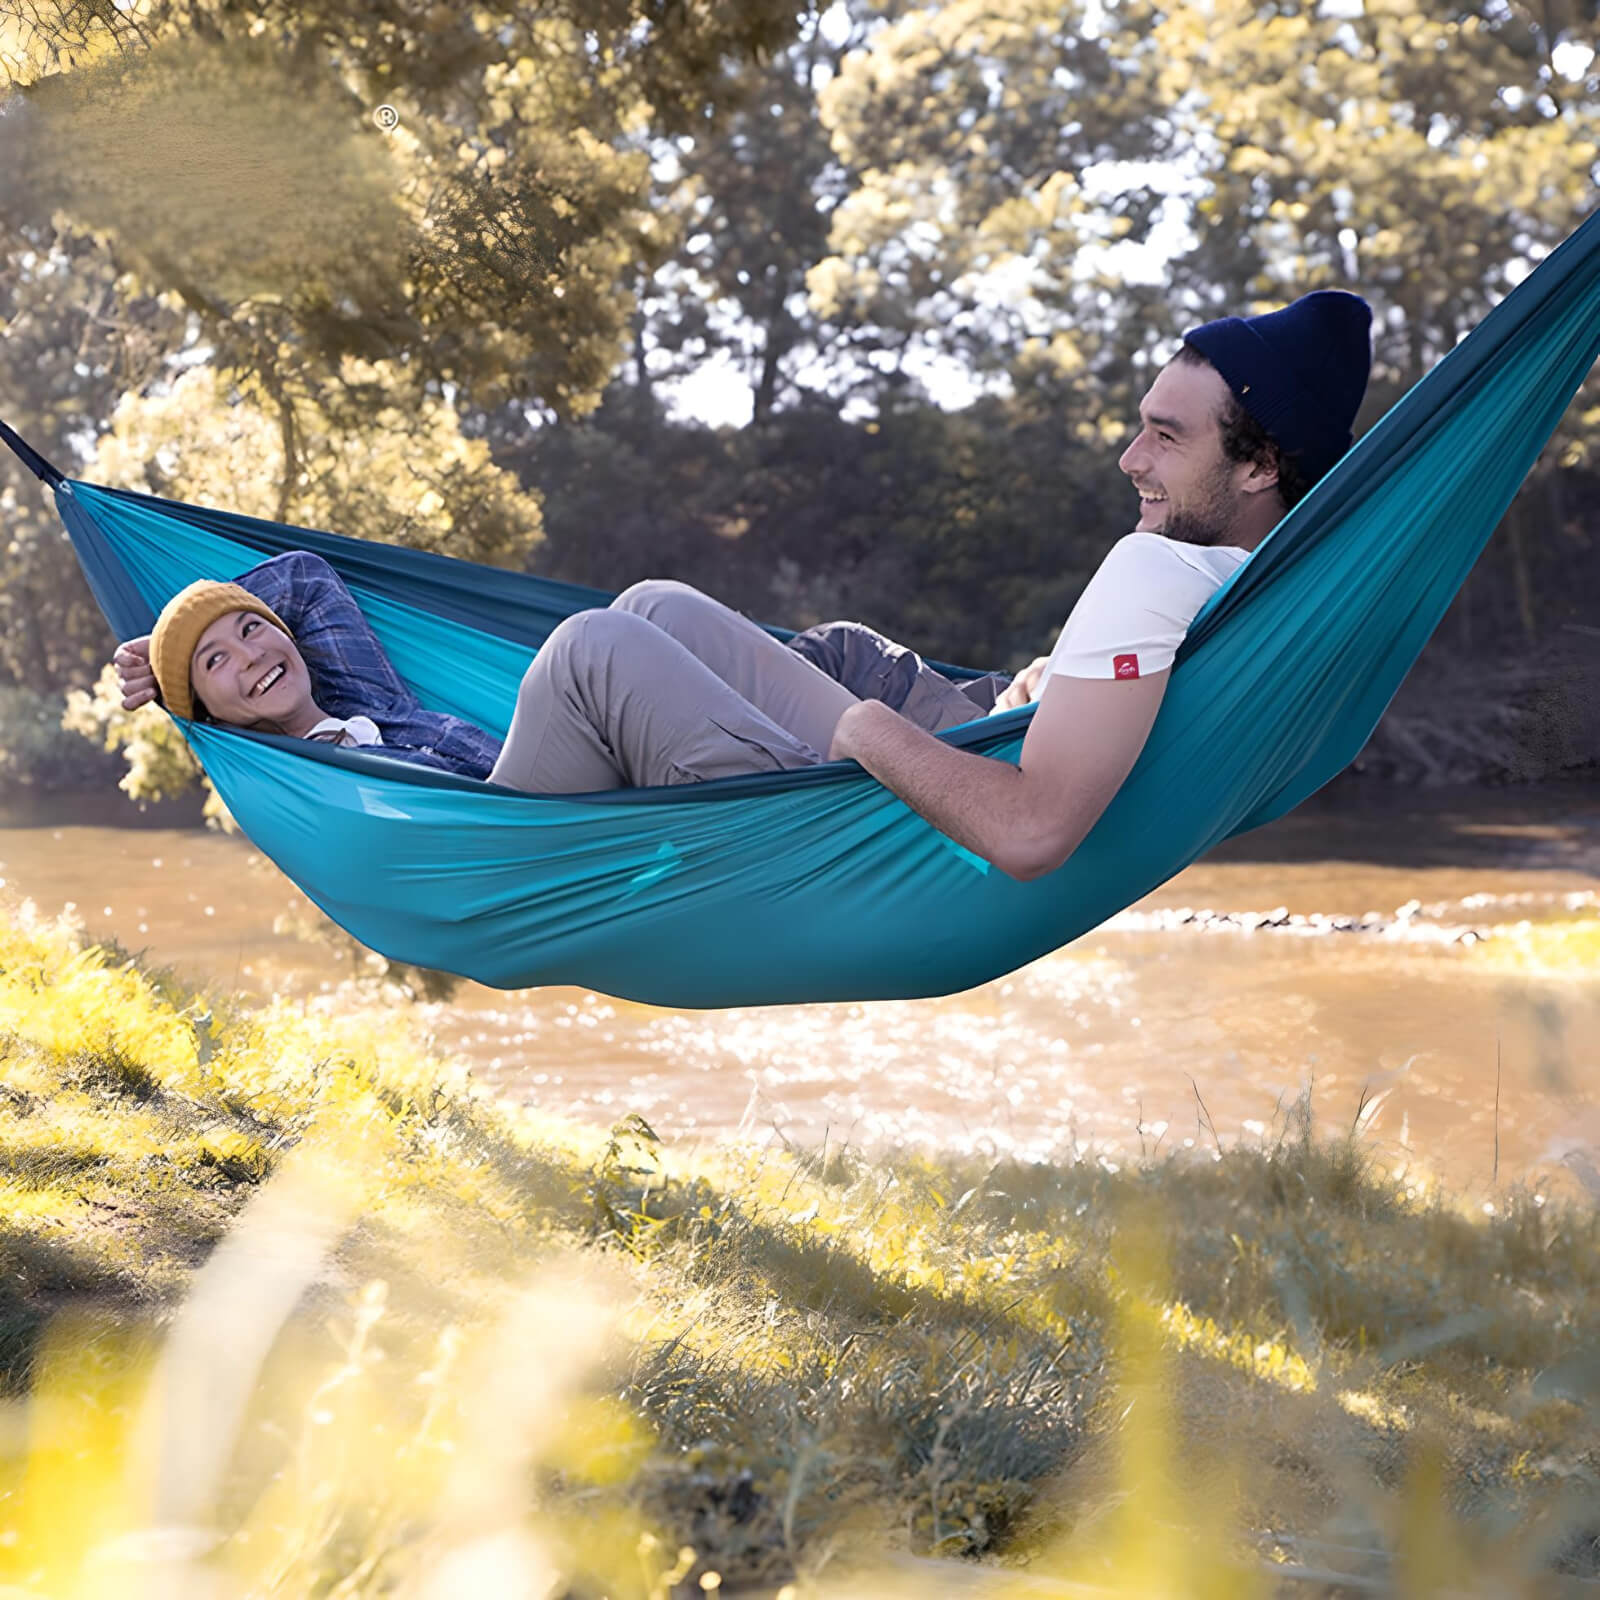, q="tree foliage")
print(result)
[0,0,801,686]
[1,0,1595,792]
[1157,0,1600,395]
[808,0,1172,392]
[646,21,856,423]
